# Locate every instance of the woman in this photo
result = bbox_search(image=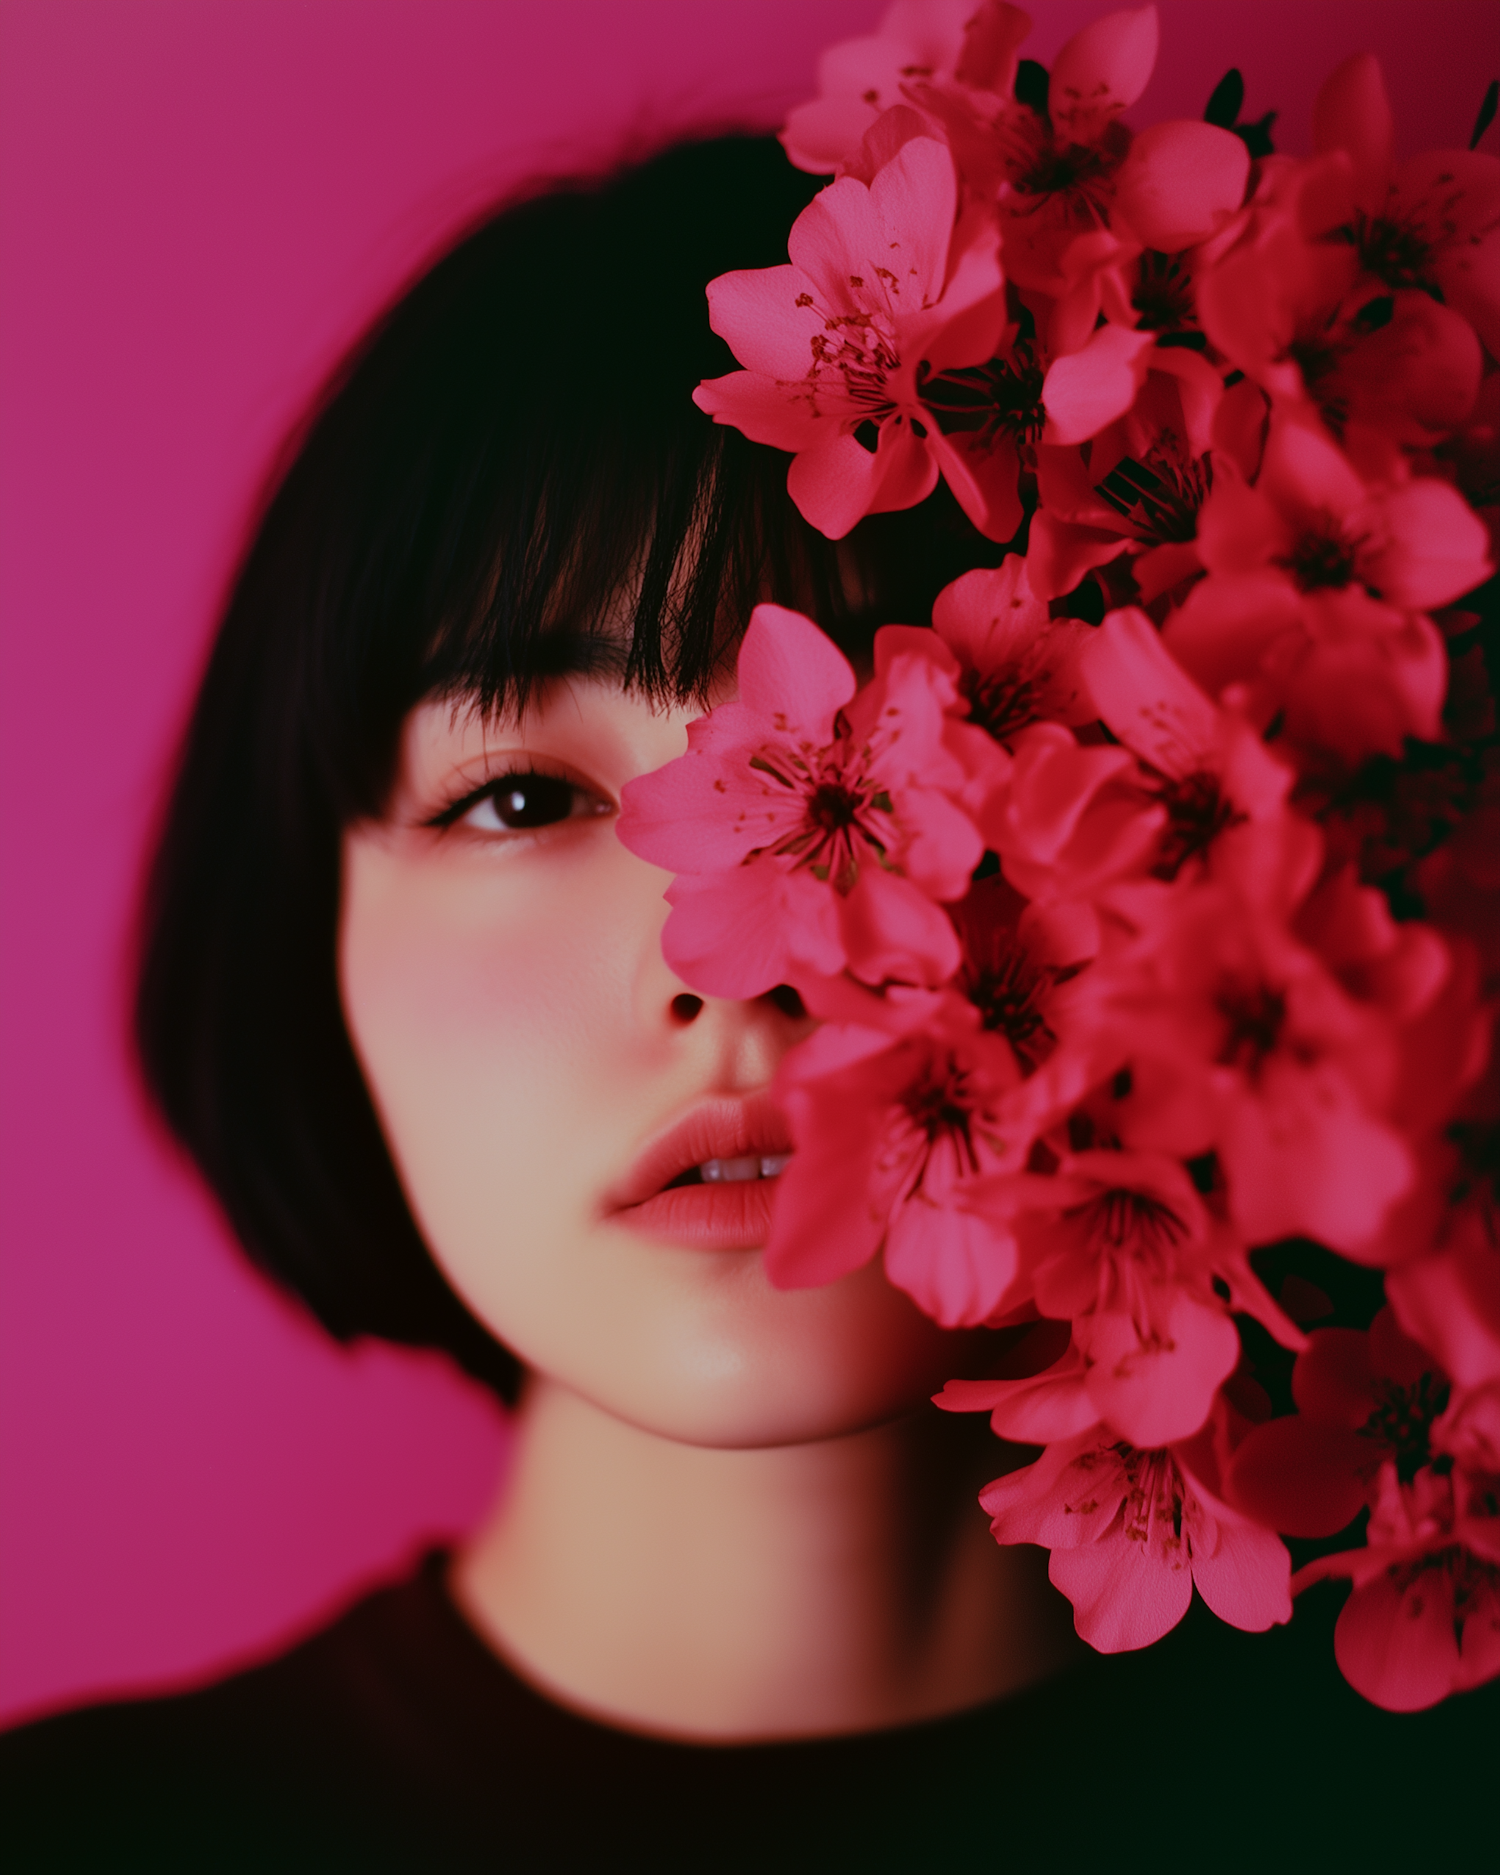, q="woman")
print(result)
[2,123,1494,1873]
